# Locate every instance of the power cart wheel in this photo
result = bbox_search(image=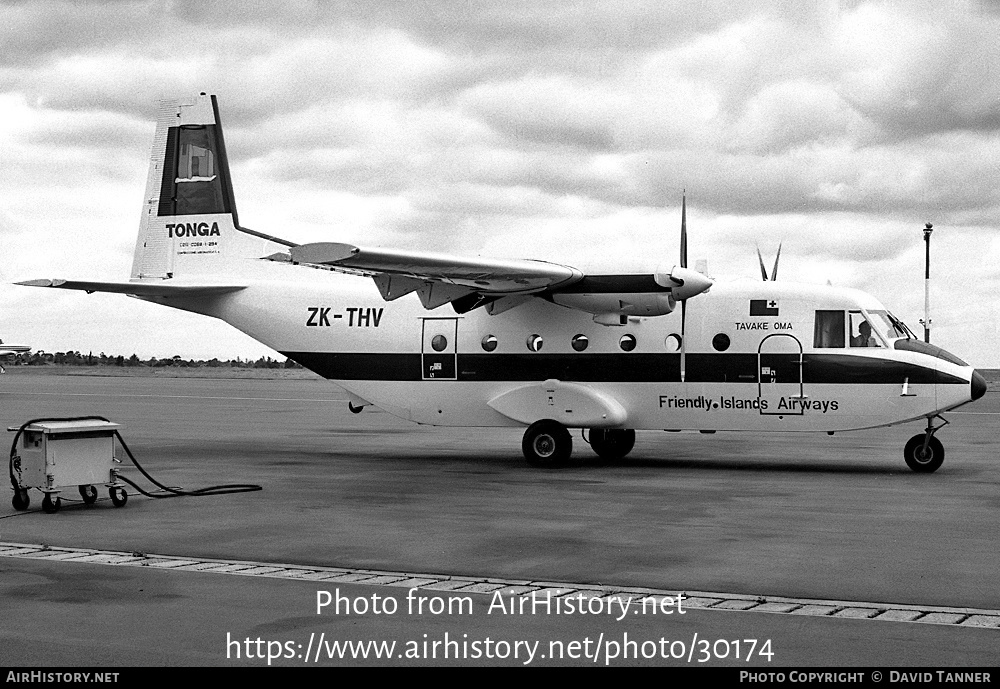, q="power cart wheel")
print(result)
[79,484,98,504]
[110,487,128,507]
[522,420,572,467]
[12,490,29,511]
[41,494,61,514]
[588,428,636,461]
[904,434,945,473]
